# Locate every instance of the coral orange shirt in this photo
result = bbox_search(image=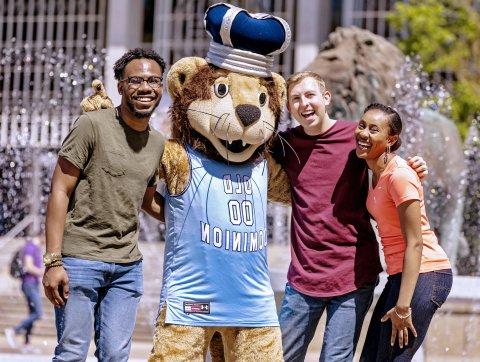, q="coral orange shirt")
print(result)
[366,156,451,275]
